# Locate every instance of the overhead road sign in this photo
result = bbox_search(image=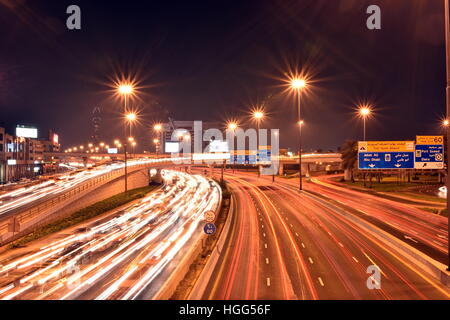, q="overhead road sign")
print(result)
[358,141,415,170]
[414,136,444,169]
